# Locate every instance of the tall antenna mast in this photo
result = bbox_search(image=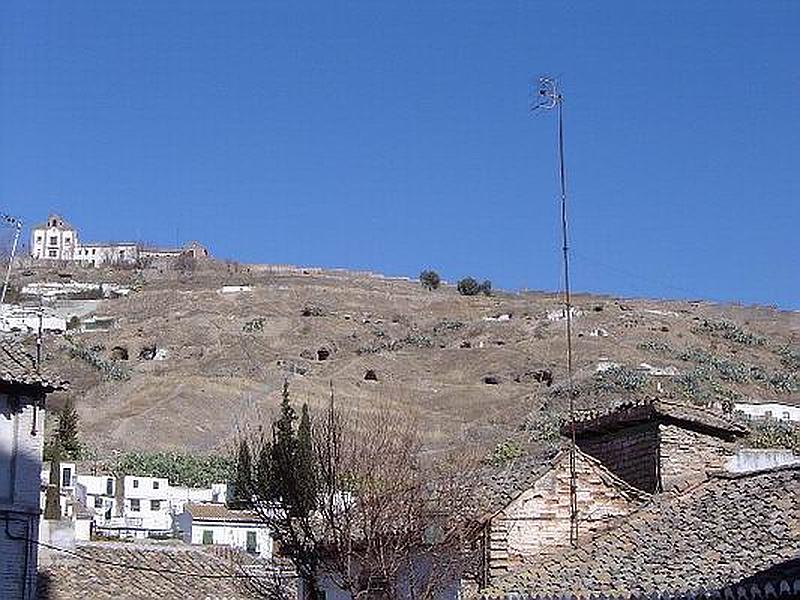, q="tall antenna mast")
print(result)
[0,213,23,305]
[532,76,578,547]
